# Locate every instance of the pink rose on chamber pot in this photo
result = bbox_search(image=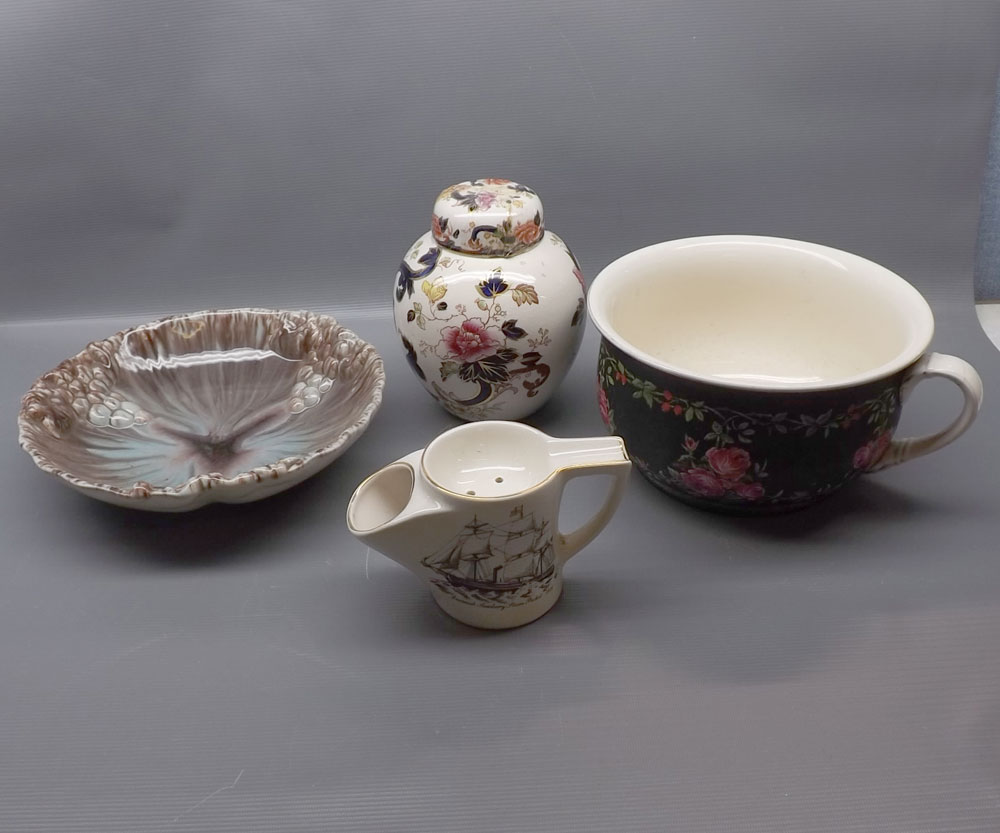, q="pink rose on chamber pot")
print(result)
[677,446,765,500]
[852,443,874,470]
[681,468,728,497]
[598,386,610,427]
[731,480,765,500]
[852,431,892,470]
[705,446,752,480]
